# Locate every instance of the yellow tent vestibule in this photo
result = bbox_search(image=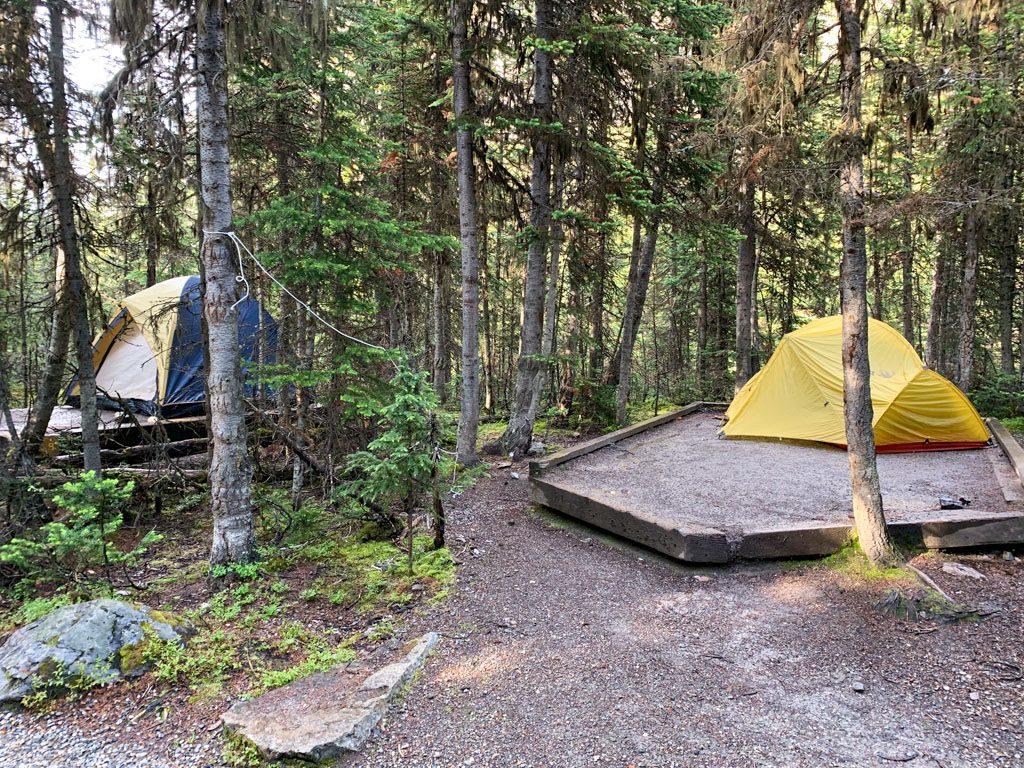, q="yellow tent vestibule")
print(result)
[720,316,989,452]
